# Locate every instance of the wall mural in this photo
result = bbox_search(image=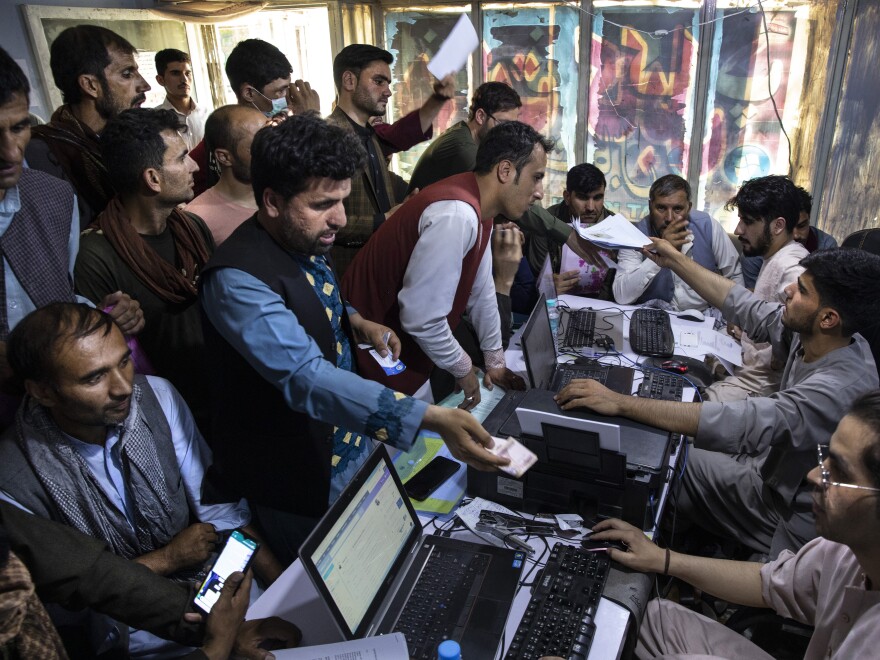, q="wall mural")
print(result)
[586,8,699,221]
[699,9,804,228]
[385,10,471,181]
[483,5,579,203]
